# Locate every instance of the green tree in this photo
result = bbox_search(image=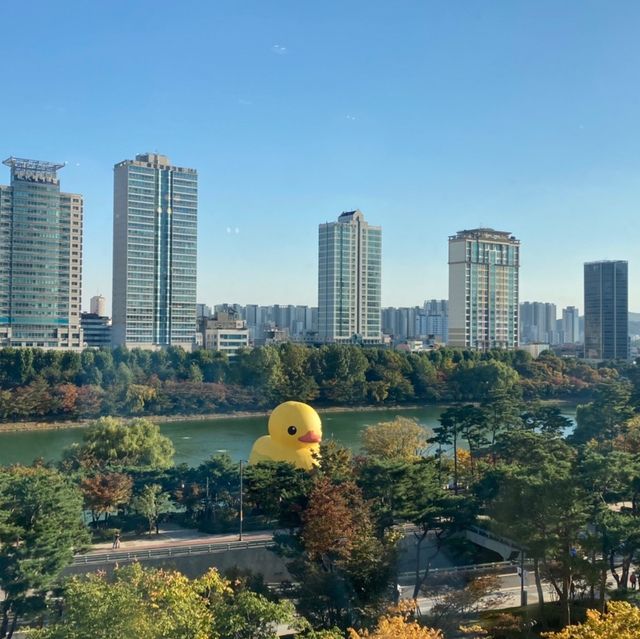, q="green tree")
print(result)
[63,416,174,471]
[29,564,296,639]
[431,406,464,493]
[312,345,368,405]
[277,343,319,402]
[482,430,590,625]
[572,381,634,446]
[0,465,89,638]
[132,483,174,535]
[244,461,313,529]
